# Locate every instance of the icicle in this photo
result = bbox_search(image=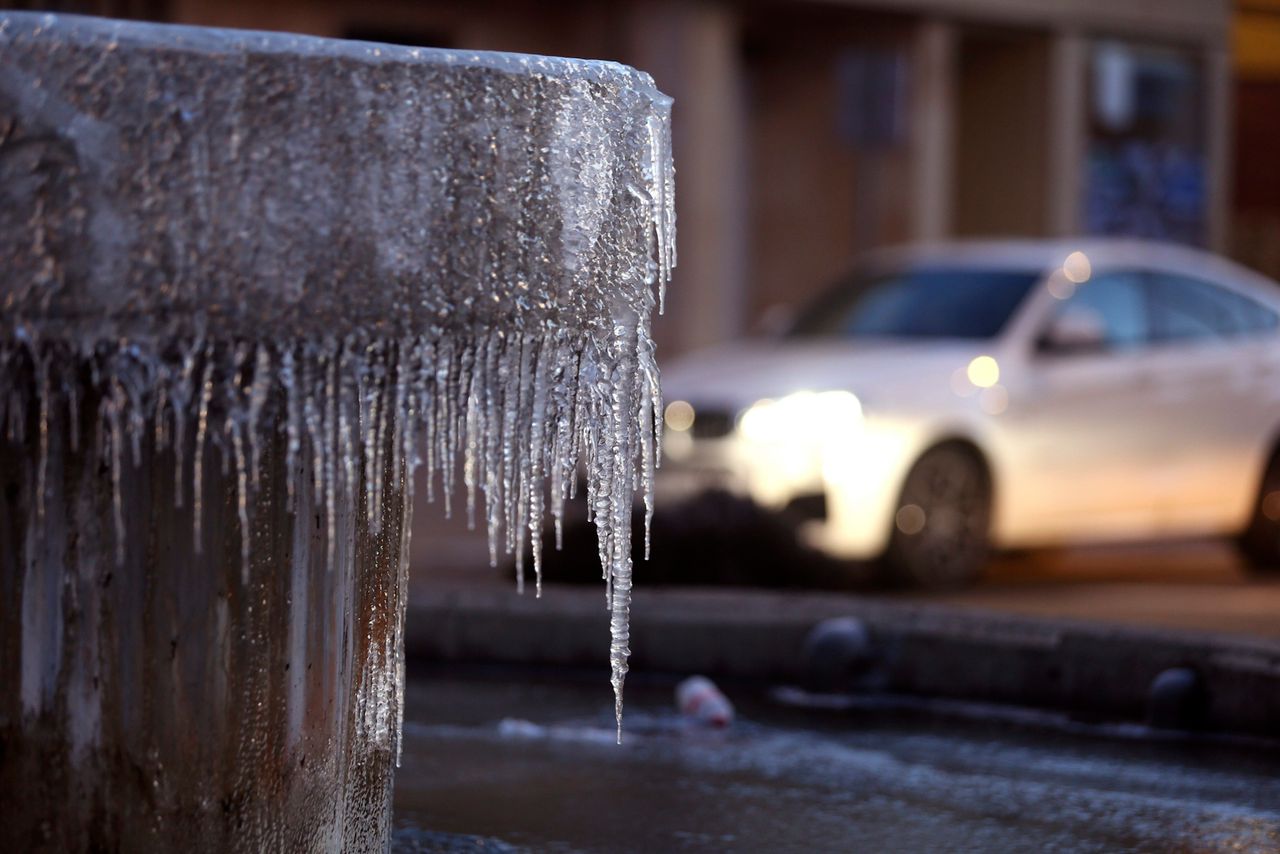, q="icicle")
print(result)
[639,337,661,561]
[463,343,482,533]
[172,339,201,509]
[639,391,655,561]
[417,341,436,505]
[35,350,50,535]
[302,348,324,528]
[436,338,457,517]
[478,333,503,564]
[606,355,638,744]
[337,345,358,545]
[390,339,412,518]
[231,419,251,586]
[371,347,391,535]
[66,371,80,454]
[499,335,523,592]
[246,345,271,493]
[281,348,301,512]
[646,113,676,315]
[106,380,127,567]
[154,382,169,454]
[127,392,144,470]
[192,348,215,554]
[501,336,526,565]
[527,337,549,597]
[324,348,339,574]
[360,341,380,528]
[393,458,414,768]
